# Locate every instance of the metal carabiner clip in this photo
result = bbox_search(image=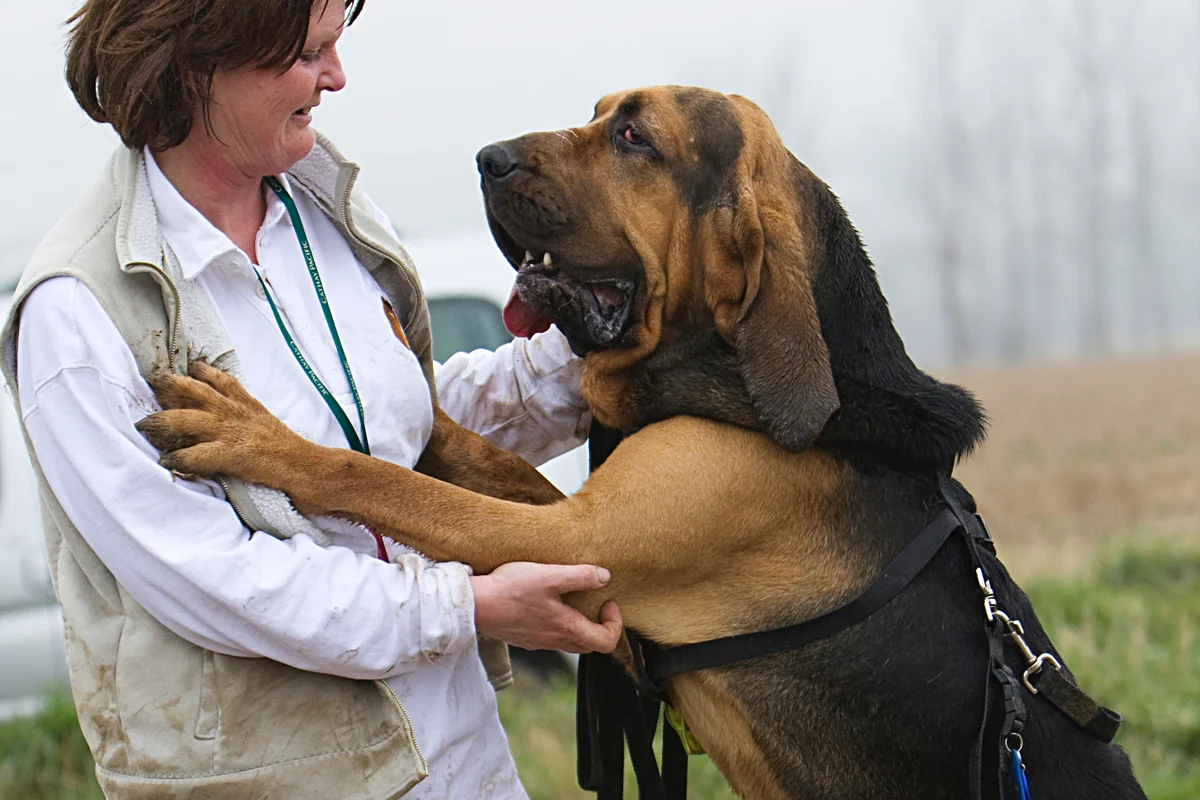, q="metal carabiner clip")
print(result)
[1023,652,1064,695]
